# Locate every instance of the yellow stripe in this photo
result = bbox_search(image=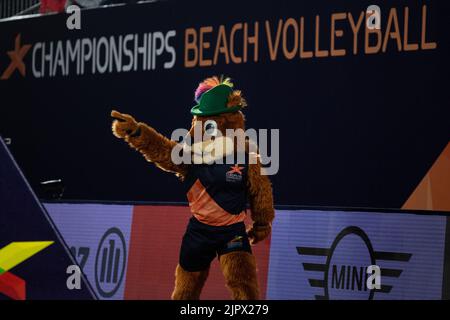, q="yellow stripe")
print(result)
[0,241,53,272]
